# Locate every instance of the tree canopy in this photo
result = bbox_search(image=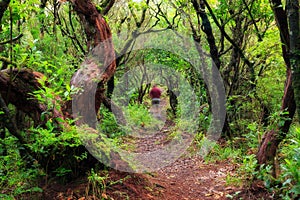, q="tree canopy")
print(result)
[0,0,299,199]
